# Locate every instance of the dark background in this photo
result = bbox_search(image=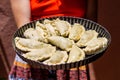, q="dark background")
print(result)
[93,0,120,80]
[0,0,120,80]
